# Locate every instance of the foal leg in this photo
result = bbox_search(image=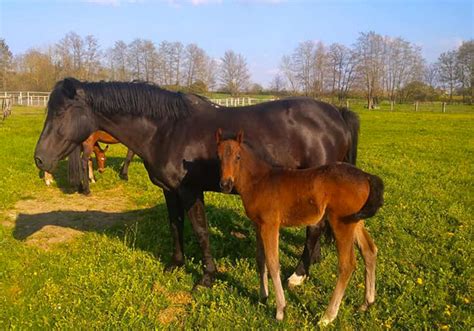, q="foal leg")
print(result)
[44,171,54,186]
[319,219,357,327]
[288,220,326,287]
[256,227,269,303]
[164,190,185,269]
[119,149,135,181]
[260,223,285,320]
[355,223,378,311]
[88,159,95,183]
